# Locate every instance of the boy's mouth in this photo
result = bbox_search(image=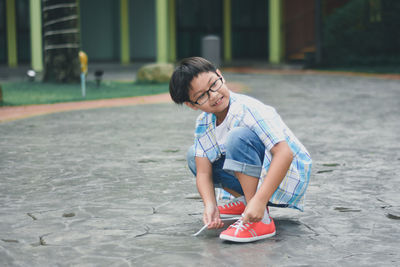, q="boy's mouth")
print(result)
[212,96,224,106]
